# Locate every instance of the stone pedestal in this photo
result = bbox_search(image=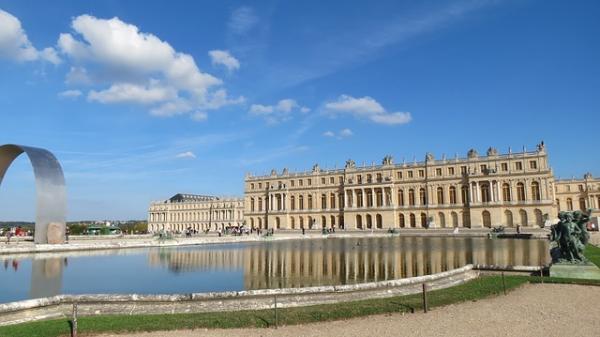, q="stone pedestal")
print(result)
[46,222,65,244]
[550,262,600,280]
